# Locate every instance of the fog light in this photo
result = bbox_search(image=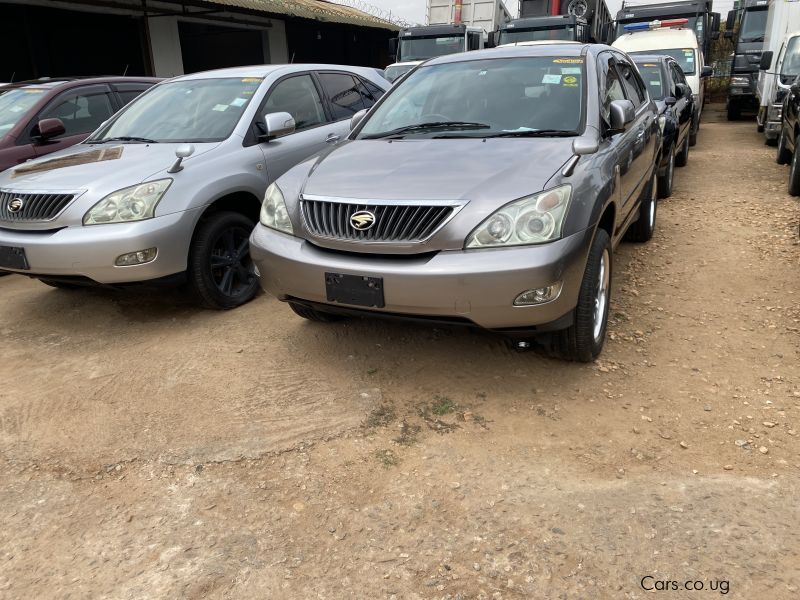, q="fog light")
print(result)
[513,282,562,306]
[115,247,157,266]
